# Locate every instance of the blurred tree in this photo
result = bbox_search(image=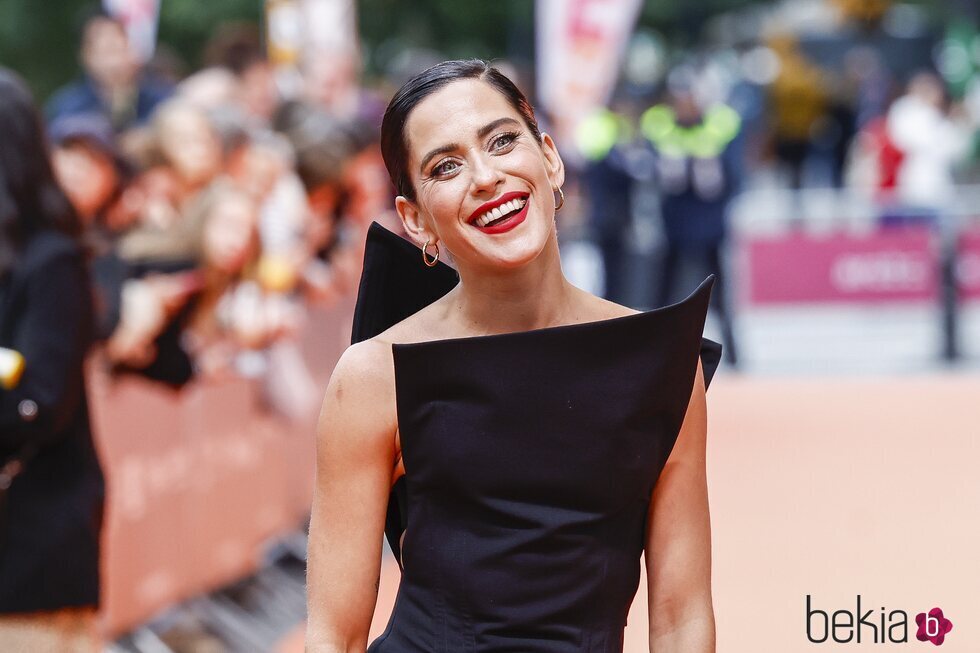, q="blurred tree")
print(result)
[358,0,533,76]
[0,0,92,101]
[156,0,262,72]
[0,0,261,103]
